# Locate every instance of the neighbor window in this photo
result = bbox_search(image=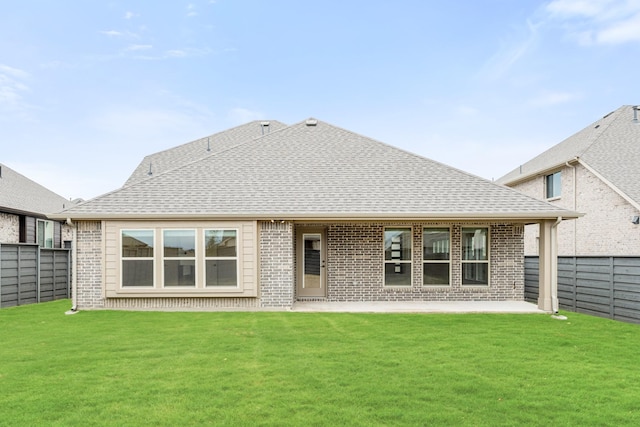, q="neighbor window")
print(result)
[423,228,450,286]
[546,171,561,199]
[37,219,54,248]
[163,230,196,287]
[461,227,489,286]
[122,230,154,287]
[205,229,238,287]
[384,228,412,287]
